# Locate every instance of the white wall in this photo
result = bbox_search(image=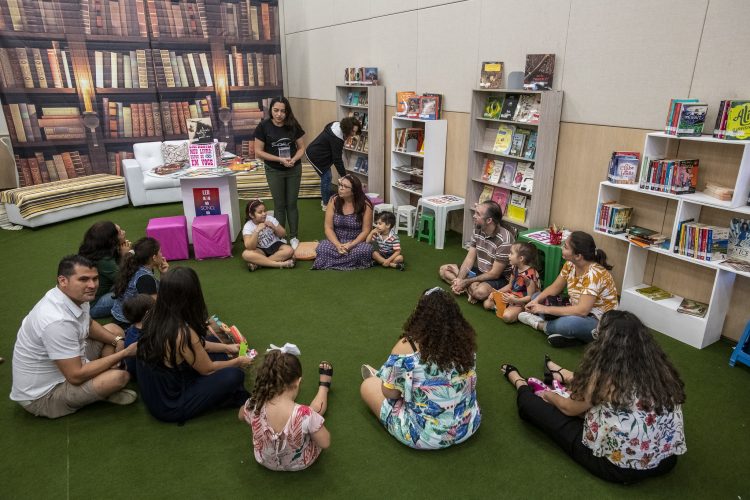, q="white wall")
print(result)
[281,0,750,130]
